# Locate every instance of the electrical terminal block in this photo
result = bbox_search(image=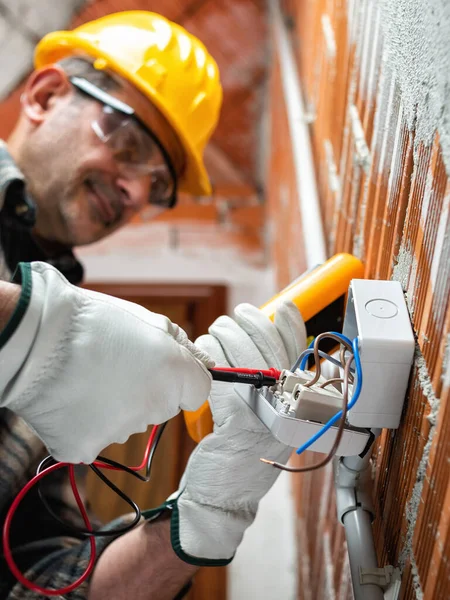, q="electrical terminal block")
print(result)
[275,370,345,424]
[278,369,315,391]
[272,369,315,398]
[291,383,343,423]
[271,370,316,415]
[272,370,342,423]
